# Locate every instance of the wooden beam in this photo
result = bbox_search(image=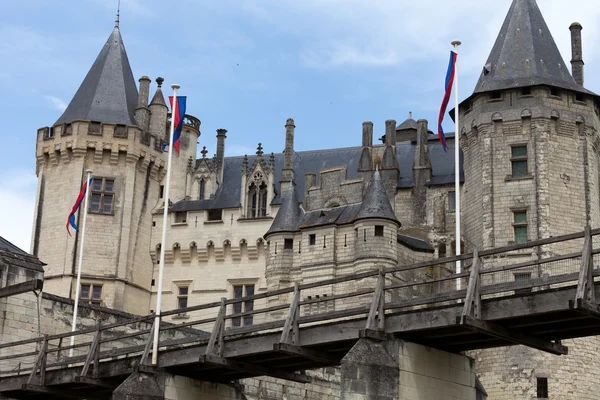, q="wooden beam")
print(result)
[280,283,300,344]
[199,354,310,383]
[272,343,341,364]
[0,279,43,298]
[74,376,118,389]
[572,298,600,320]
[459,316,568,355]
[21,384,84,399]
